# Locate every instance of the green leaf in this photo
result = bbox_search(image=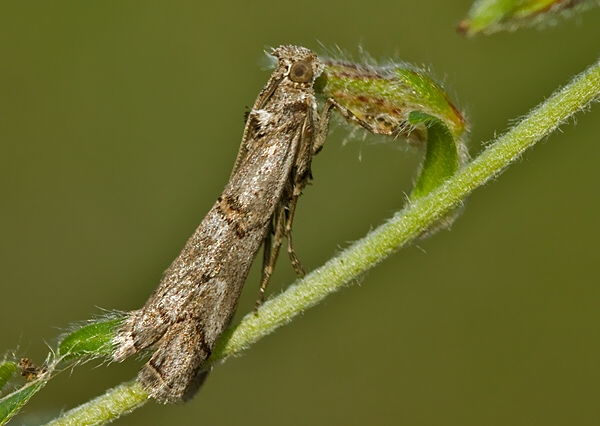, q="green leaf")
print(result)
[57,318,122,363]
[0,363,17,395]
[408,111,459,200]
[316,56,465,202]
[317,57,467,142]
[0,379,47,426]
[0,317,122,424]
[458,0,600,36]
